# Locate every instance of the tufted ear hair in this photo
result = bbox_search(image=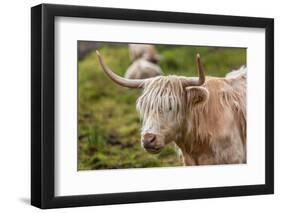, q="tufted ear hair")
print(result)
[185,86,209,106]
